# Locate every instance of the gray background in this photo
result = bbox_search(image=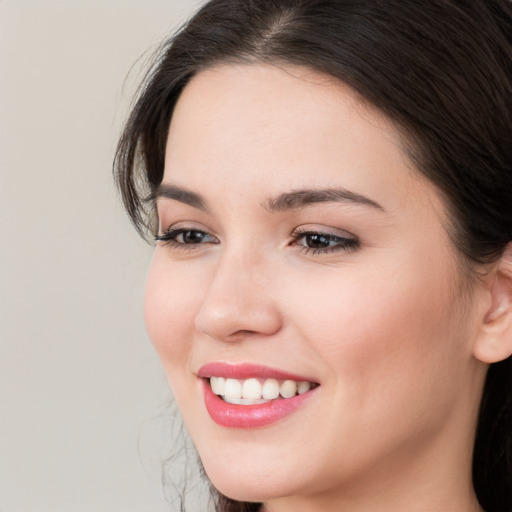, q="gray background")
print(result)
[1,1,206,510]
